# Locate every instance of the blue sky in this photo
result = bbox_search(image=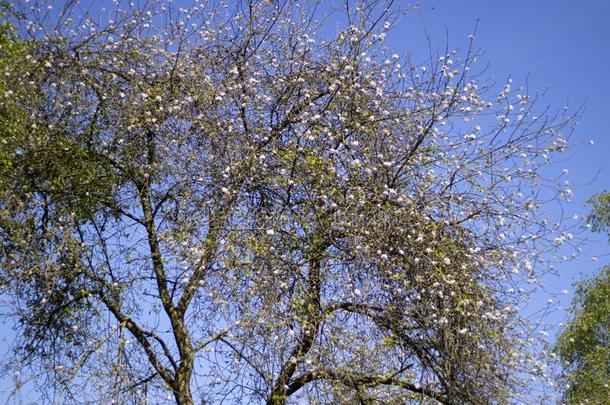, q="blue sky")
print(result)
[399,0,610,219]
[1,0,609,403]
[390,1,610,281]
